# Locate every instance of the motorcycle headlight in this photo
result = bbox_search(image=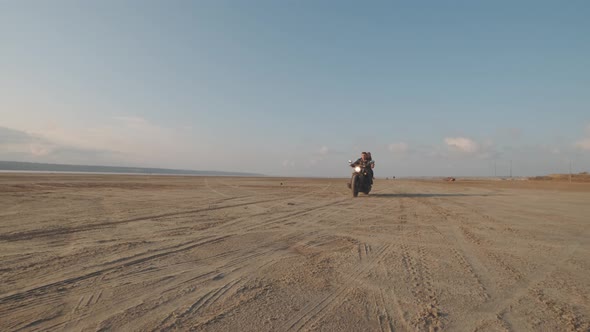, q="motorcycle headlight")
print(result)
[354,166,361,172]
